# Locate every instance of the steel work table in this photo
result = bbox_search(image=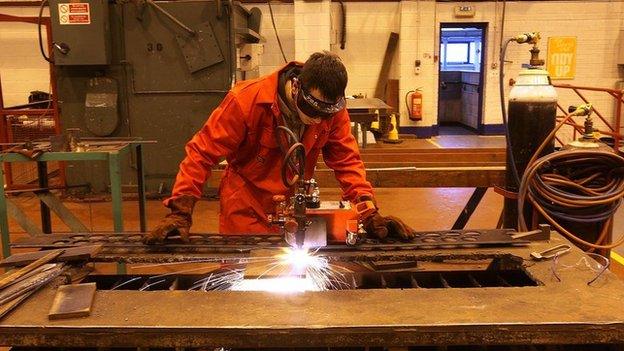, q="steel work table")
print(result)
[347,98,393,148]
[0,232,623,348]
[0,143,147,259]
